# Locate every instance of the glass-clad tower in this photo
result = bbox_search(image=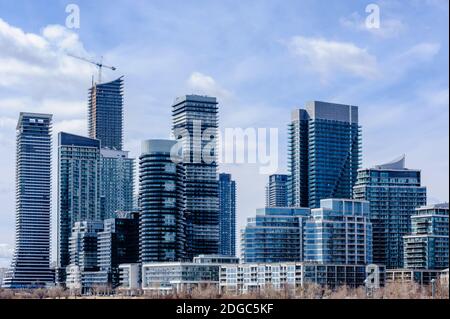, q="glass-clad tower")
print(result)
[288,101,361,208]
[100,149,134,219]
[139,139,186,262]
[68,221,104,272]
[353,155,427,269]
[403,203,448,270]
[304,199,373,265]
[98,211,140,287]
[57,132,101,284]
[218,173,236,257]
[265,174,288,207]
[241,207,310,263]
[88,76,124,150]
[172,95,219,259]
[2,113,54,288]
